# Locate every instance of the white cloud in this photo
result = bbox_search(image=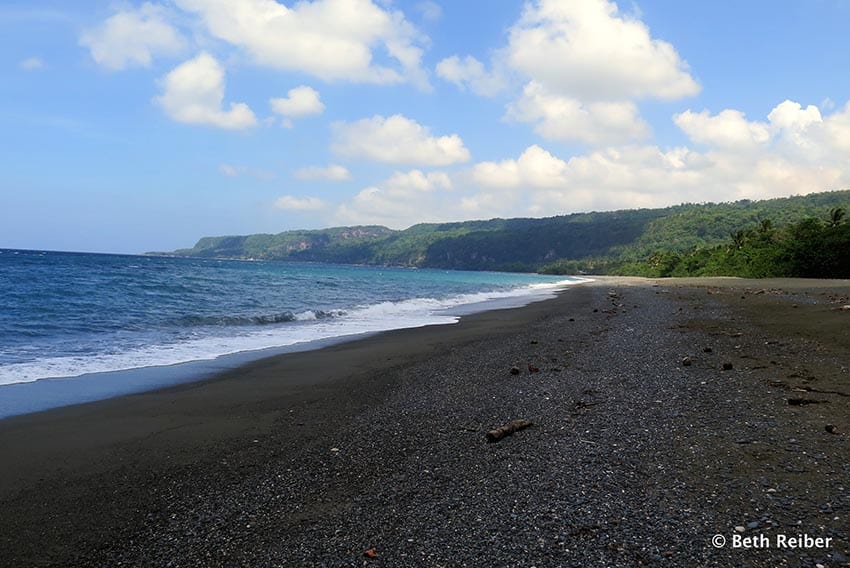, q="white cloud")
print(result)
[674,109,770,150]
[330,99,850,225]
[270,86,325,121]
[332,114,471,166]
[334,168,453,228]
[464,99,850,217]
[506,0,700,101]
[384,169,452,191]
[294,164,352,181]
[19,57,45,71]
[174,0,429,89]
[472,145,570,190]
[435,55,506,96]
[154,52,257,129]
[80,2,185,70]
[219,163,275,179]
[219,163,239,176]
[439,0,699,146]
[417,1,442,22]
[506,81,650,145]
[274,195,327,210]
